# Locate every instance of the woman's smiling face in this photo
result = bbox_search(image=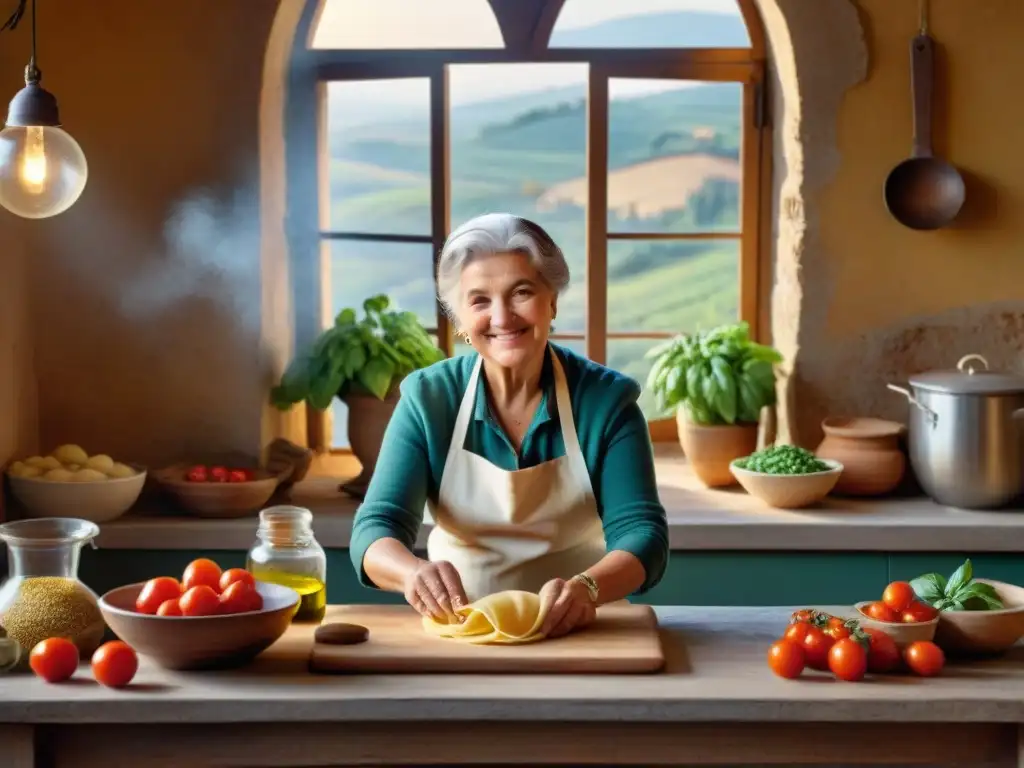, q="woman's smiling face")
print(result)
[455,250,555,370]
